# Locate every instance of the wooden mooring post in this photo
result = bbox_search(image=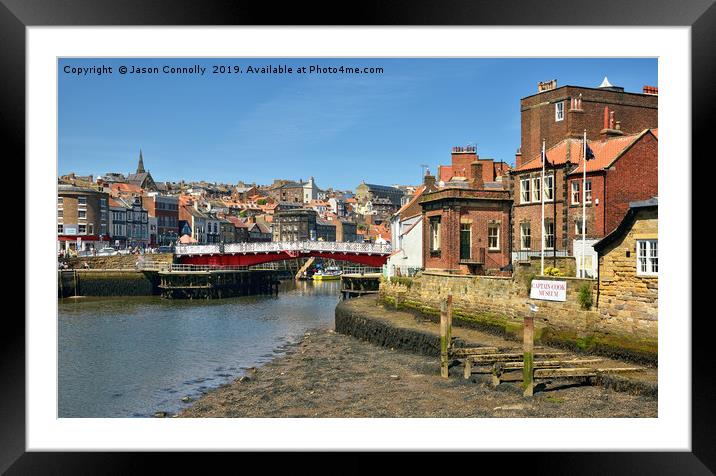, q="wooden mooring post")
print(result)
[523,312,535,397]
[439,294,453,379]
